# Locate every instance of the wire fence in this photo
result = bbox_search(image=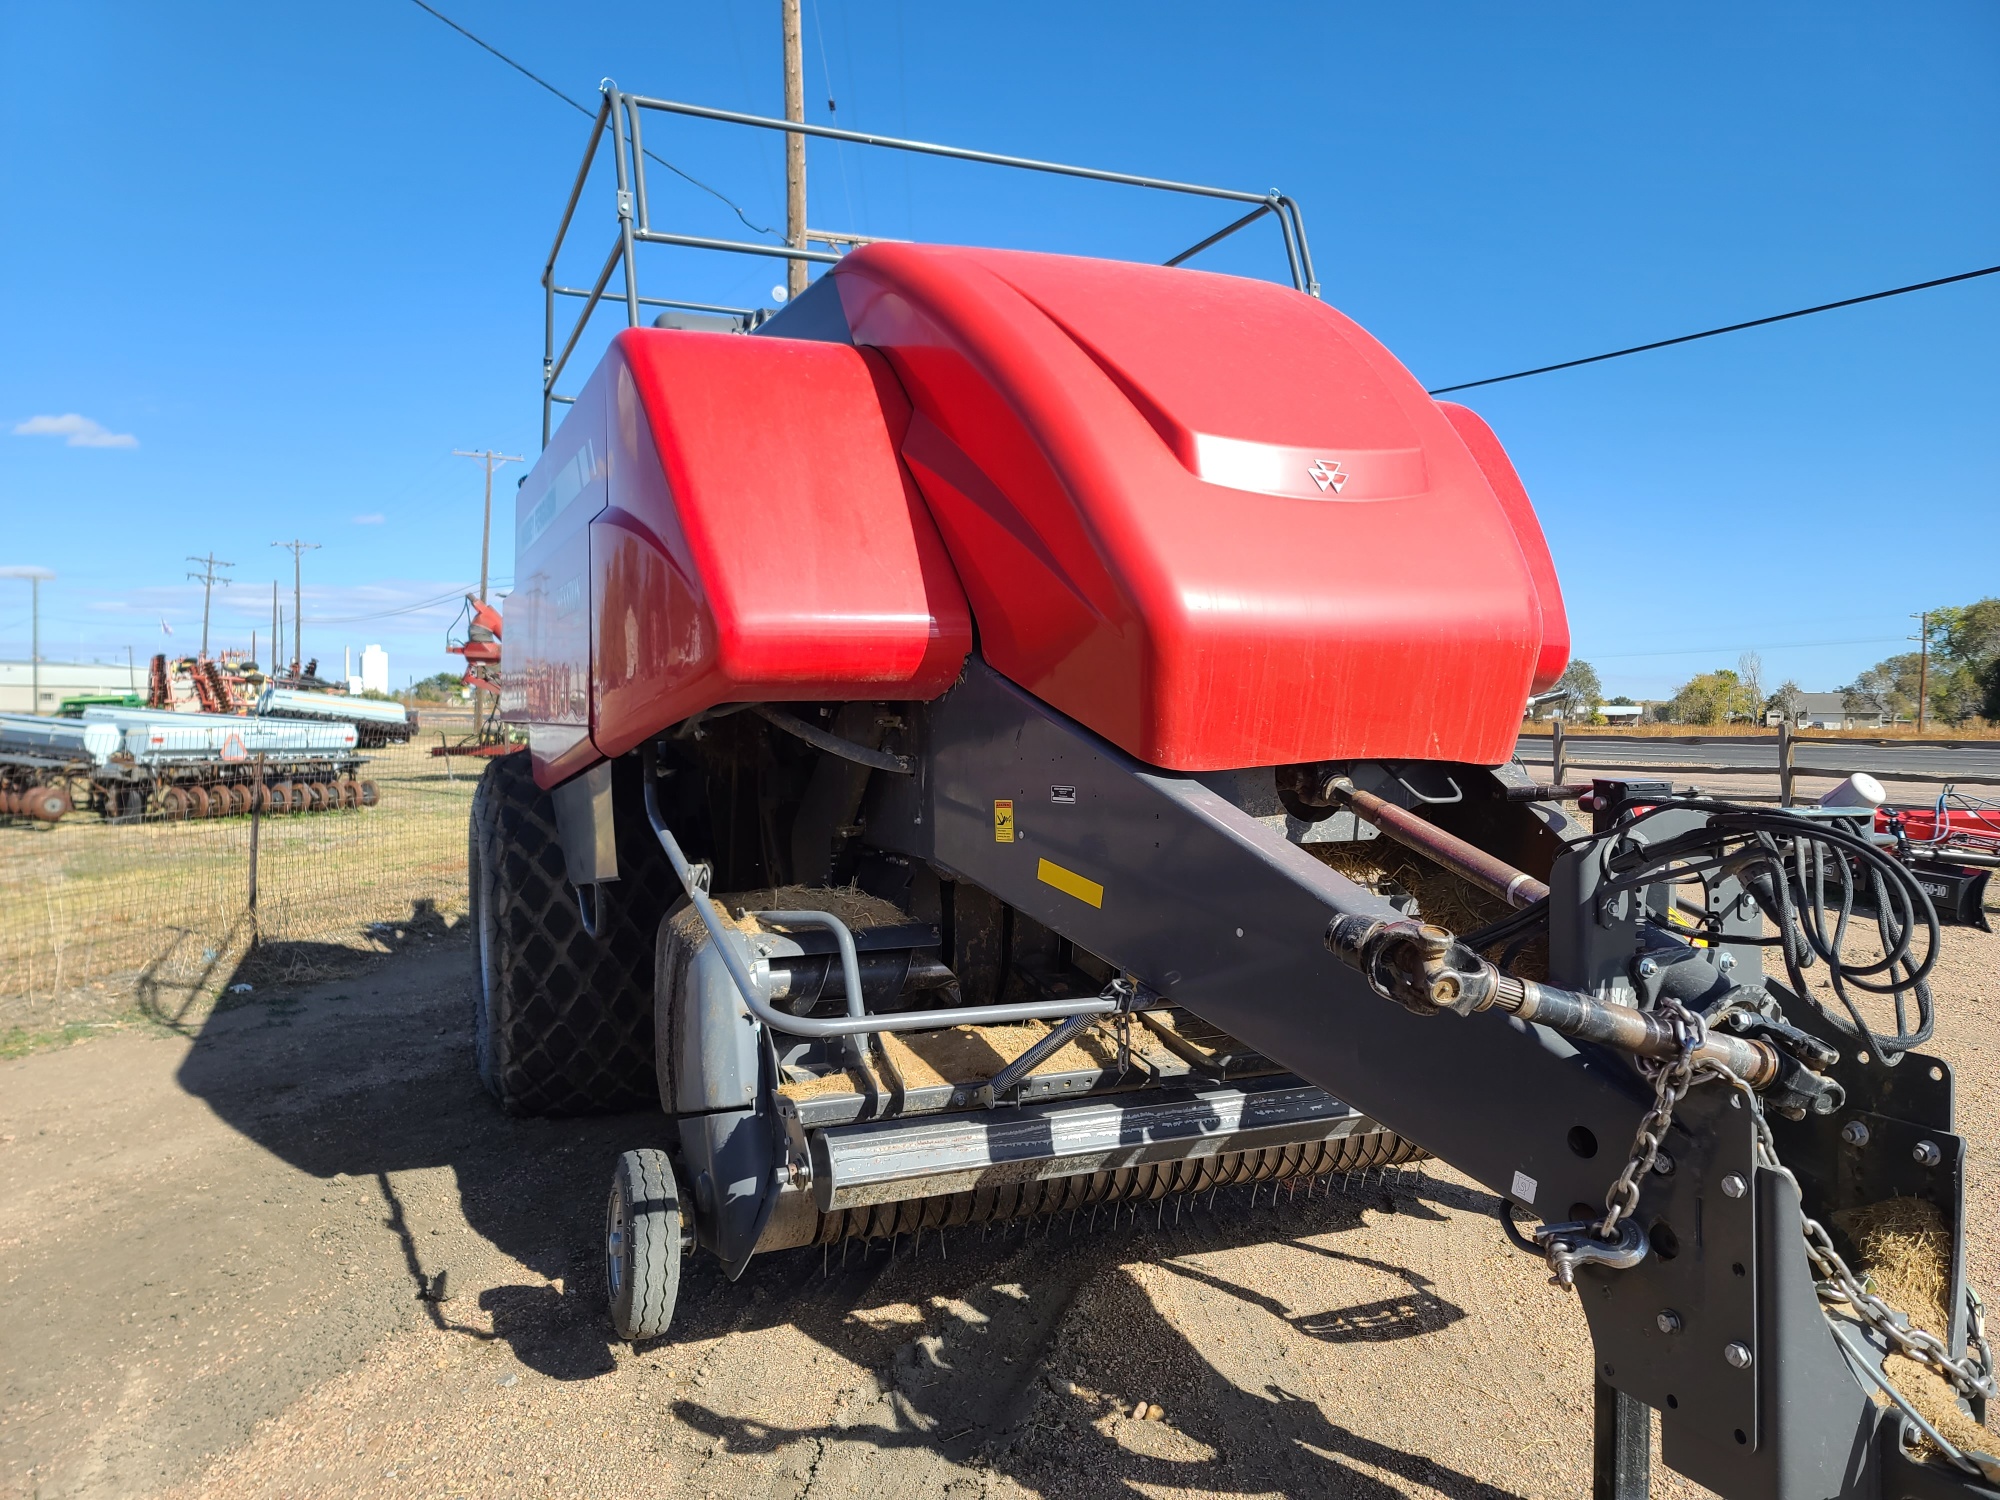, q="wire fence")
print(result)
[0,723,489,1042]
